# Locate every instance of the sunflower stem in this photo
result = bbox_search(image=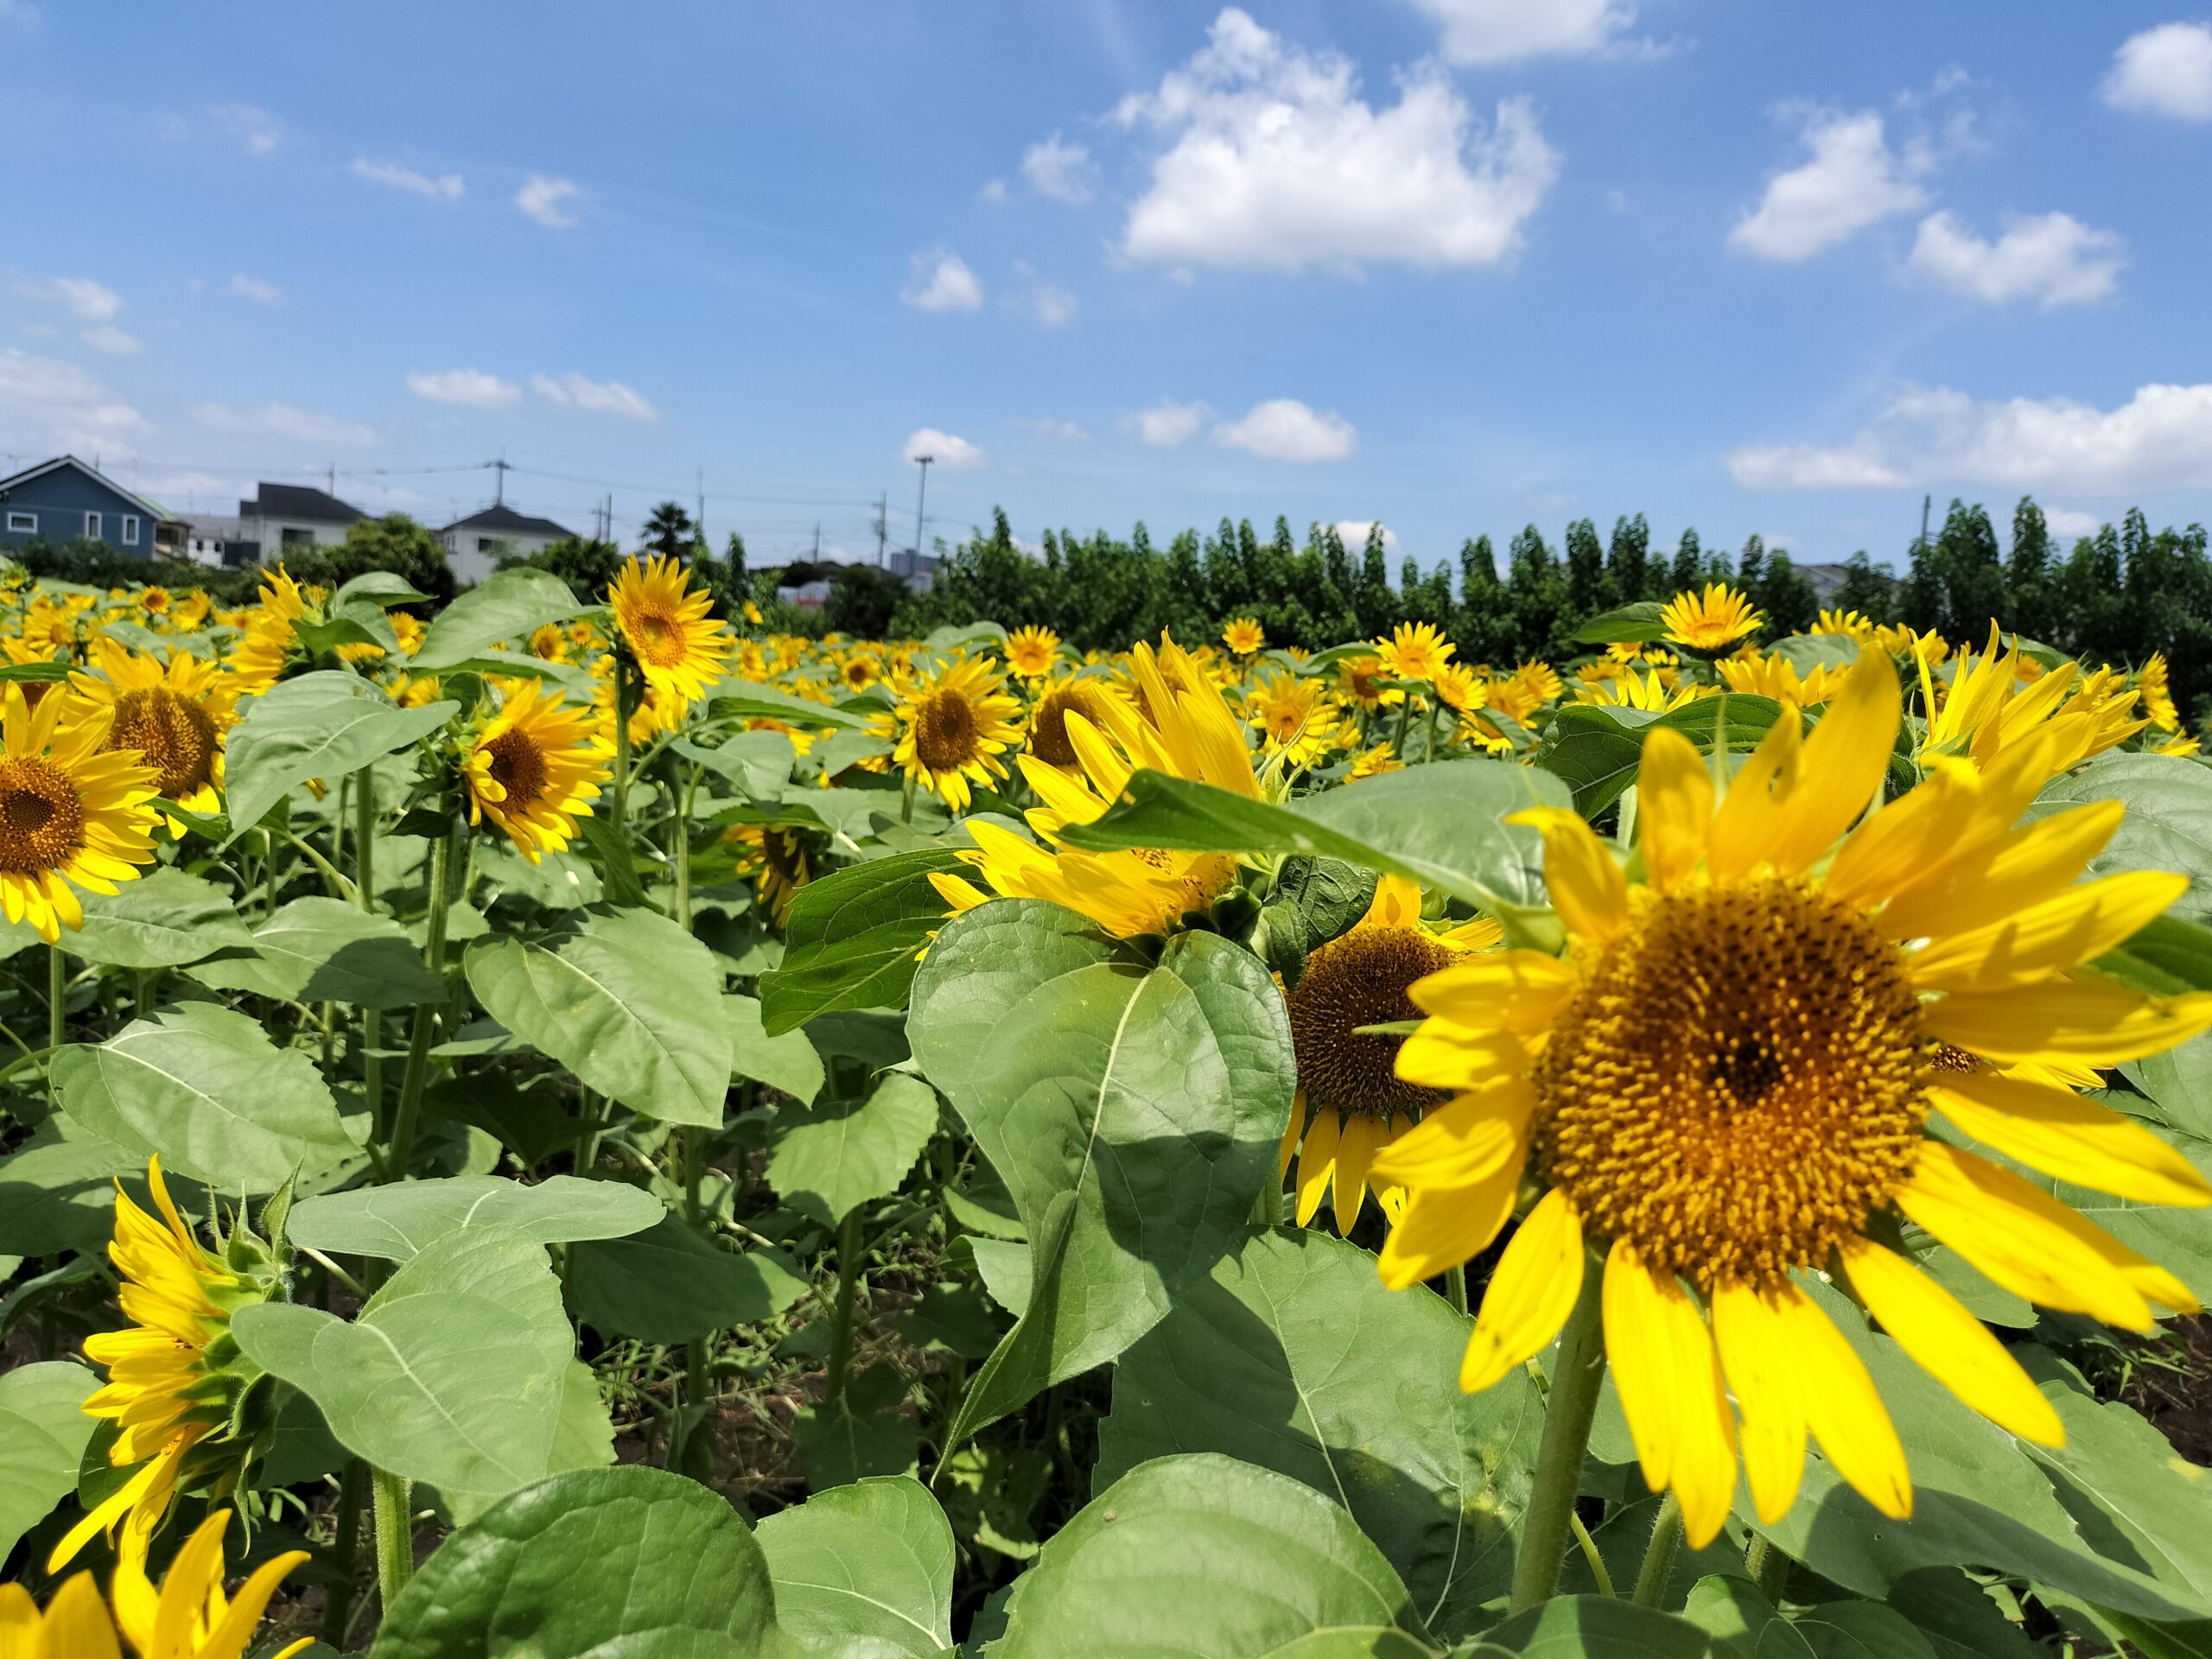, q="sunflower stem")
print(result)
[386,826,455,1178]
[1509,1255,1606,1614]
[1570,1510,1614,1598]
[825,1205,865,1407]
[668,753,693,931]
[613,658,635,835]
[1421,694,1440,762]
[45,944,63,1102]
[370,1465,413,1611]
[1630,1491,1684,1608]
[354,772,385,1157]
[1745,1532,1789,1603]
[1444,1262,1468,1317]
[321,1458,365,1644]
